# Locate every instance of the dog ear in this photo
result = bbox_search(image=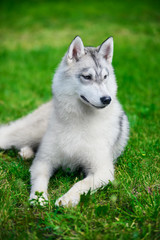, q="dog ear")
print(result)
[67,36,85,63]
[98,37,113,64]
